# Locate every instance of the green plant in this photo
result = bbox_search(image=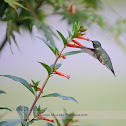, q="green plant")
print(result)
[0,90,12,125]
[0,0,126,54]
[0,22,115,126]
